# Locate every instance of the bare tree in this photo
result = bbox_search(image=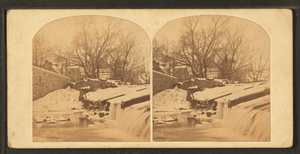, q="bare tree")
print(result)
[32,34,53,67]
[105,30,150,83]
[154,16,264,81]
[143,61,151,84]
[169,16,229,78]
[247,46,270,82]
[211,29,256,80]
[153,37,174,74]
[62,17,120,78]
